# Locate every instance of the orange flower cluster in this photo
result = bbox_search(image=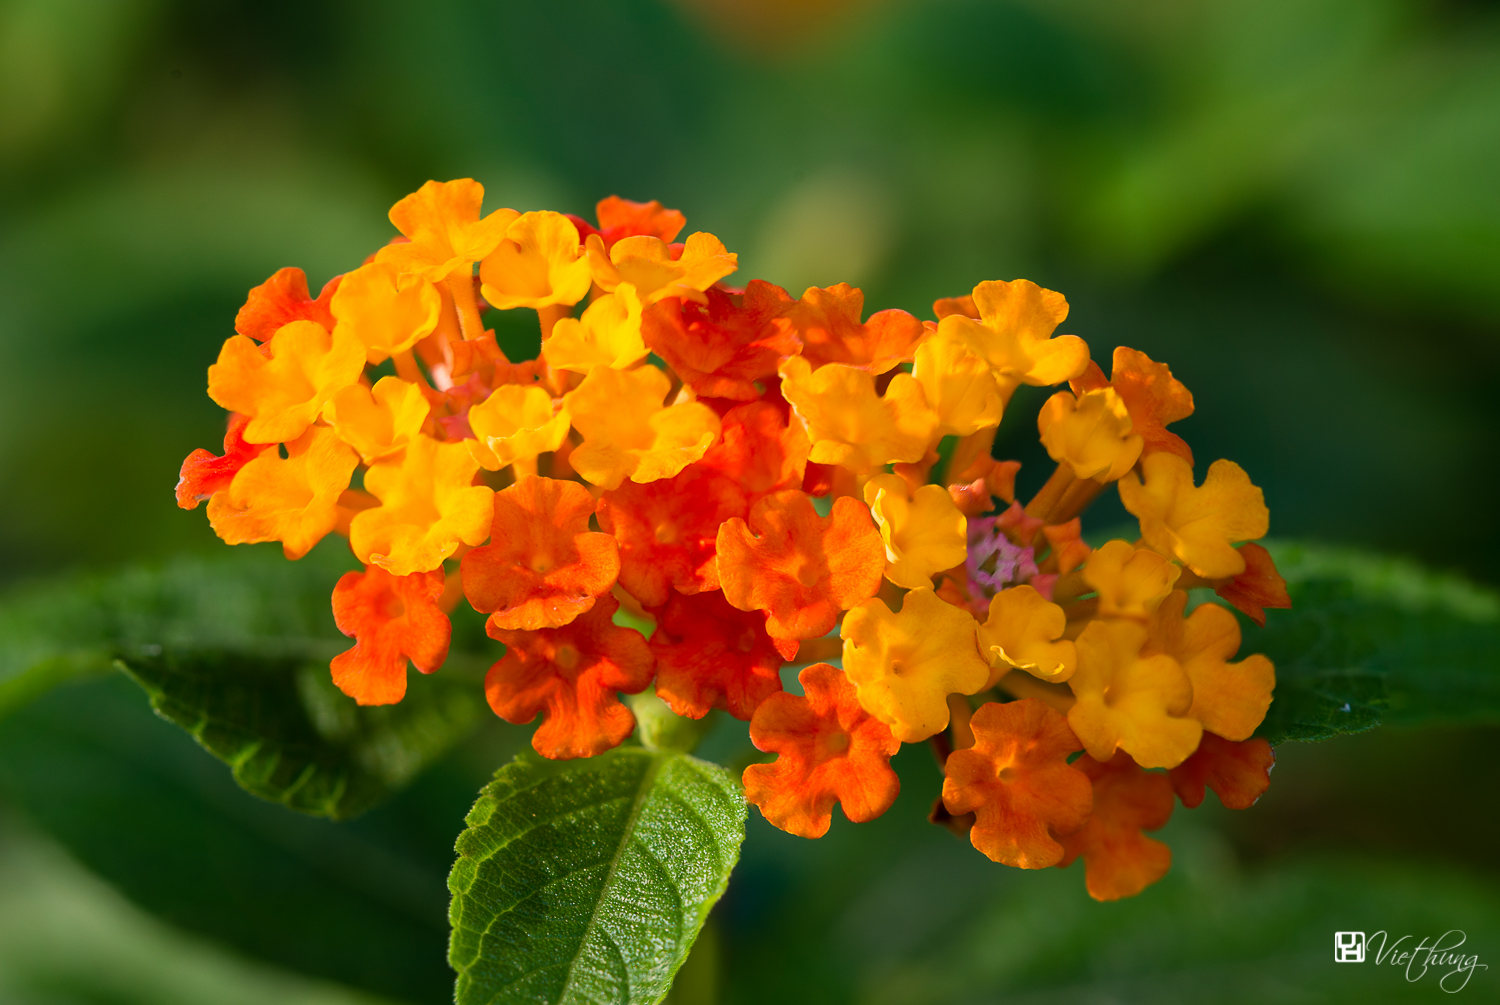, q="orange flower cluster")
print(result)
[179,180,1288,901]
